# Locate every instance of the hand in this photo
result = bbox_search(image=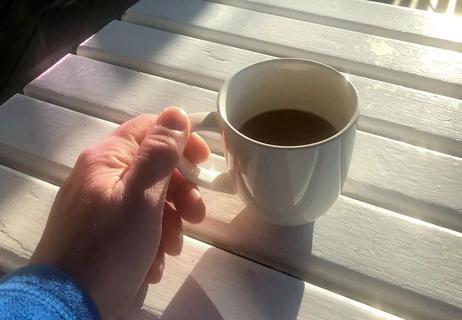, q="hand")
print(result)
[30,107,209,319]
